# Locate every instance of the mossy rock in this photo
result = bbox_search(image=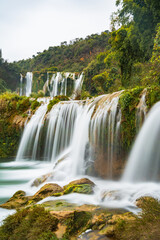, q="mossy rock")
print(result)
[63,184,93,195]
[32,183,63,202]
[0,190,31,209]
[63,178,95,195]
